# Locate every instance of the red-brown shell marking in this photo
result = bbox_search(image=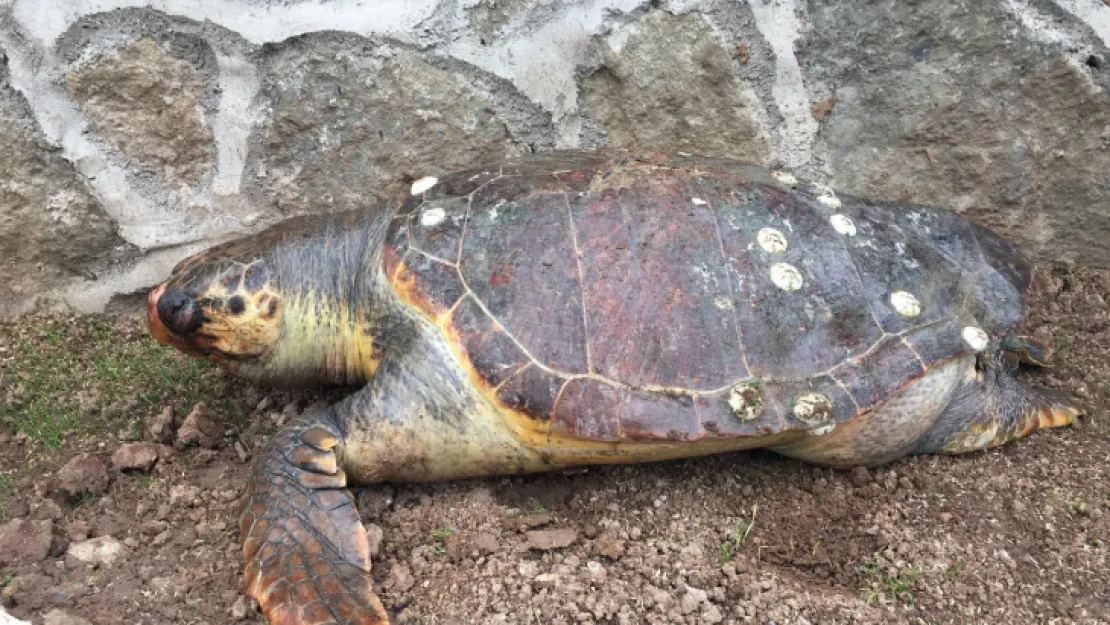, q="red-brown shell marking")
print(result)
[384,151,1030,443]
